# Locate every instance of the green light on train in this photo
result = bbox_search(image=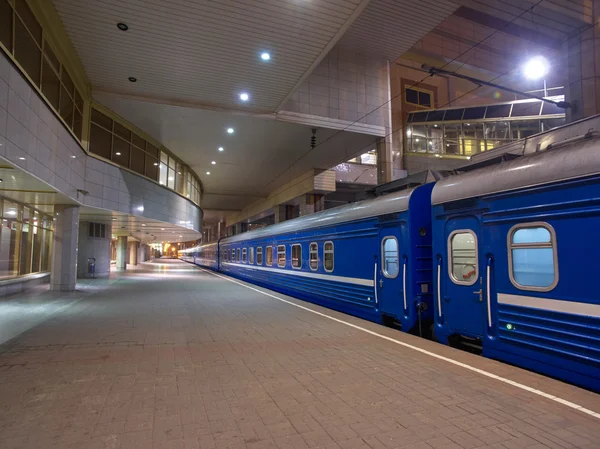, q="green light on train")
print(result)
[506,323,514,331]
